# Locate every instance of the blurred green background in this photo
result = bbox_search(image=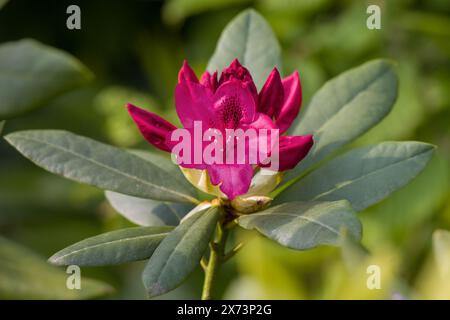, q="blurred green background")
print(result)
[0,0,449,299]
